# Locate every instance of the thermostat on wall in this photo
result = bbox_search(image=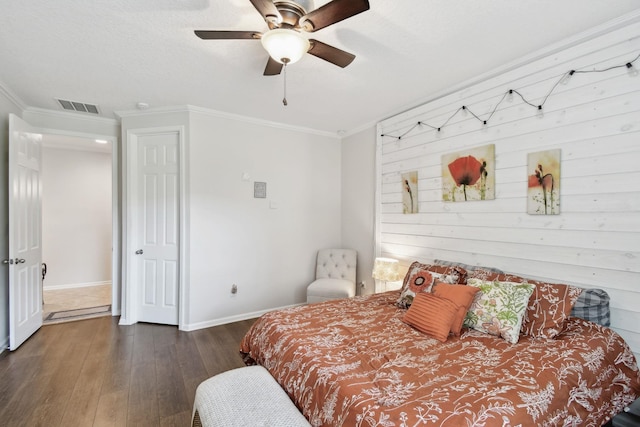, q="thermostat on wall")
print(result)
[254,182,267,198]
